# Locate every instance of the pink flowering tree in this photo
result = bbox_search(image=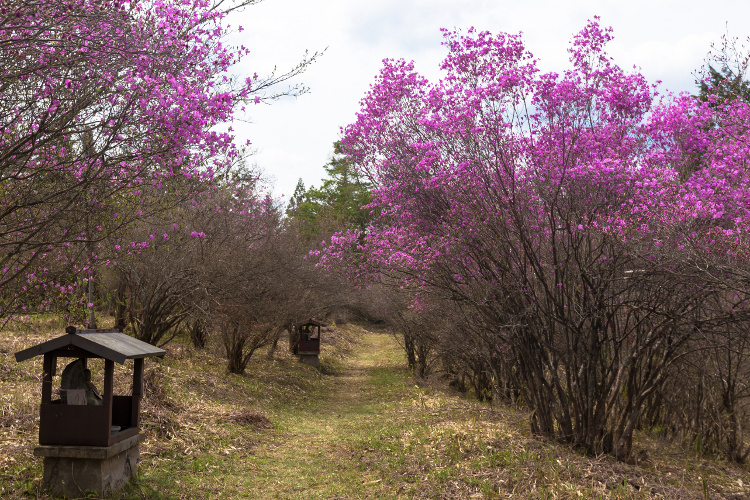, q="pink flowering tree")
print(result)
[0,0,318,322]
[640,39,750,462]
[323,19,750,460]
